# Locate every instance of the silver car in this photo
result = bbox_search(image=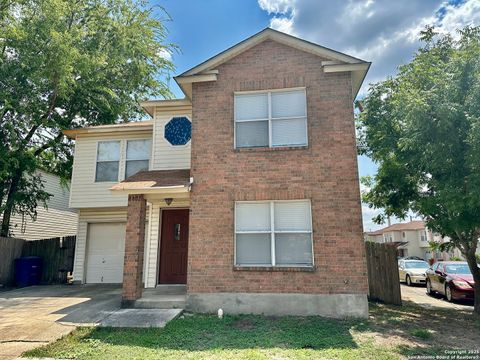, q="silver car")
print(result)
[398,259,429,286]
